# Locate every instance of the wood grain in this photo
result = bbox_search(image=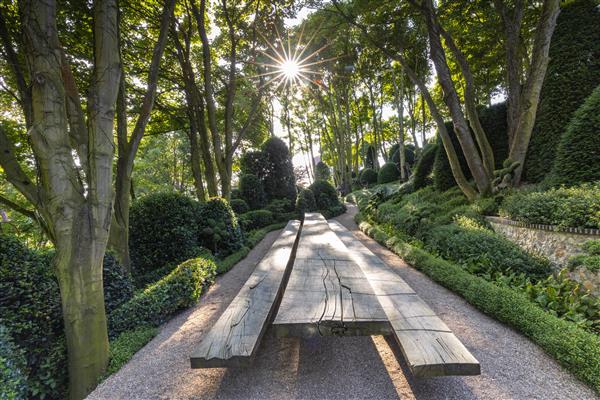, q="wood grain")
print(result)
[273,213,390,338]
[190,220,301,368]
[329,220,480,377]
